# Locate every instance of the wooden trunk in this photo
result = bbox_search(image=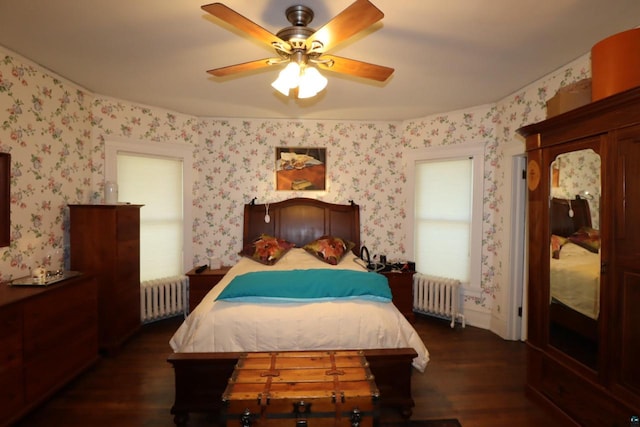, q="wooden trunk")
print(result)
[168,348,416,426]
[221,351,379,427]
